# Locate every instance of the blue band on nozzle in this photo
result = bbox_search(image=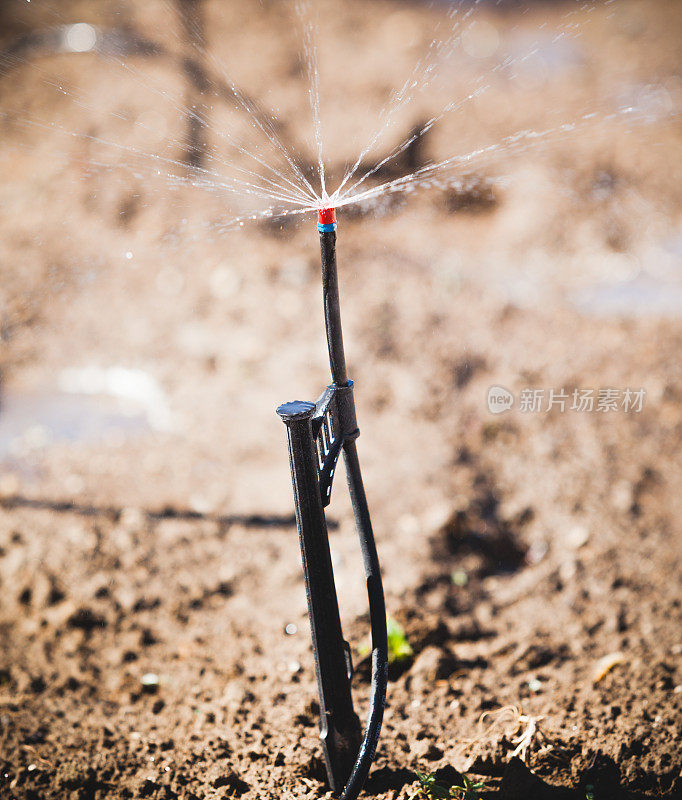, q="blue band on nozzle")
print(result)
[317,222,337,233]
